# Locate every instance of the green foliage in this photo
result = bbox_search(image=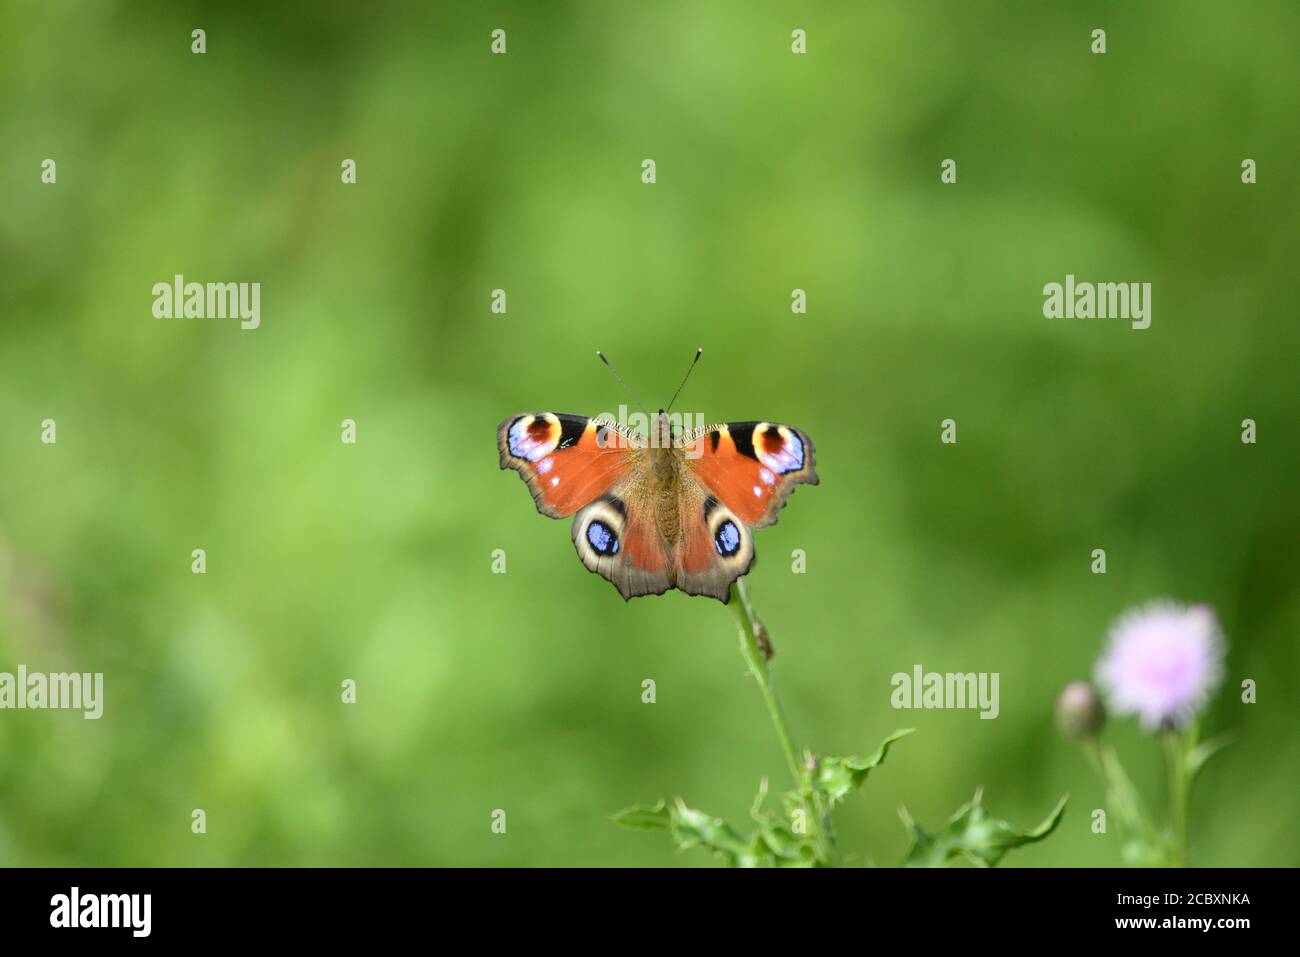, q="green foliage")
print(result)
[618,732,1068,868]
[1078,717,1234,866]
[1187,734,1233,782]
[900,791,1068,868]
[613,787,816,868]
[811,729,915,807]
